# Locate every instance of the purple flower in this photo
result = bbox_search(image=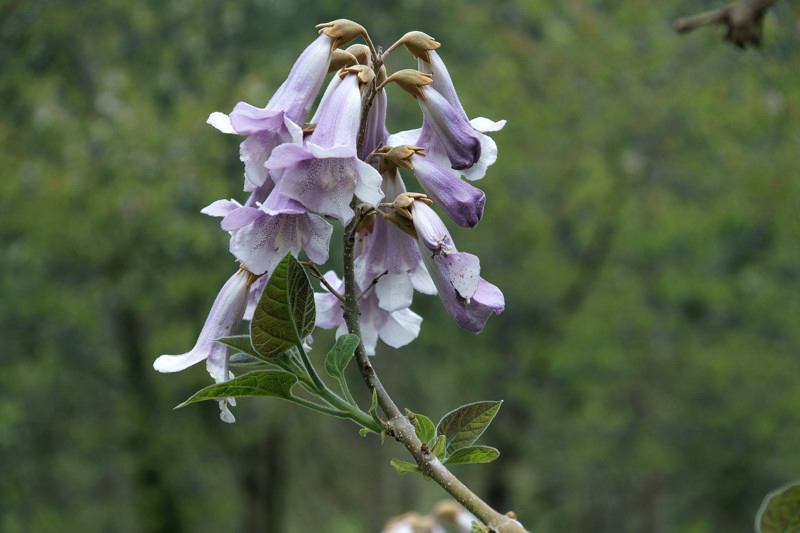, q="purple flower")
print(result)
[314,271,423,355]
[206,33,333,191]
[410,200,504,333]
[202,187,332,276]
[153,268,251,422]
[354,172,435,312]
[386,46,506,182]
[266,69,383,224]
[378,145,485,228]
[383,70,481,171]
